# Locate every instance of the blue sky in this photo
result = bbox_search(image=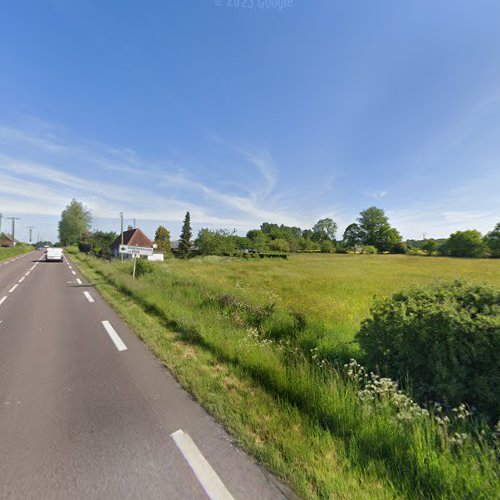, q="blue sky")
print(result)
[0,0,499,243]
